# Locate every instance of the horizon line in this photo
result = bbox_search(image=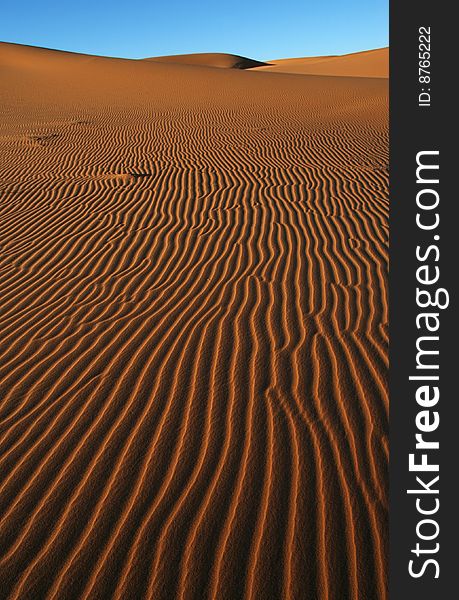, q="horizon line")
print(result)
[0,39,389,63]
